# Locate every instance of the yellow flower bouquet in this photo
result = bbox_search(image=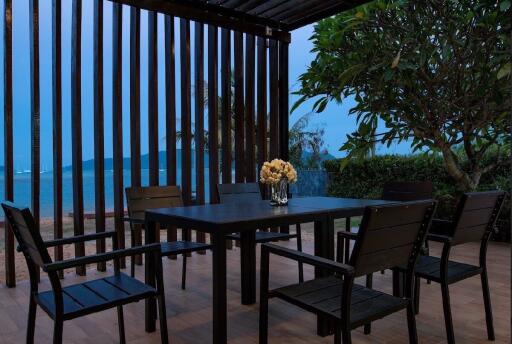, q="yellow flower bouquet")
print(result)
[259,159,297,205]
